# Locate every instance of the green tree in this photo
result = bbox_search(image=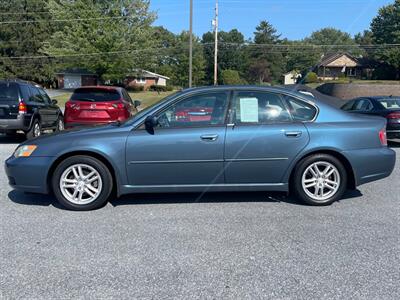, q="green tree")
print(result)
[45,0,156,81]
[247,21,284,84]
[221,69,245,85]
[202,29,247,84]
[282,40,321,75]
[305,27,359,55]
[0,0,53,84]
[371,0,400,79]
